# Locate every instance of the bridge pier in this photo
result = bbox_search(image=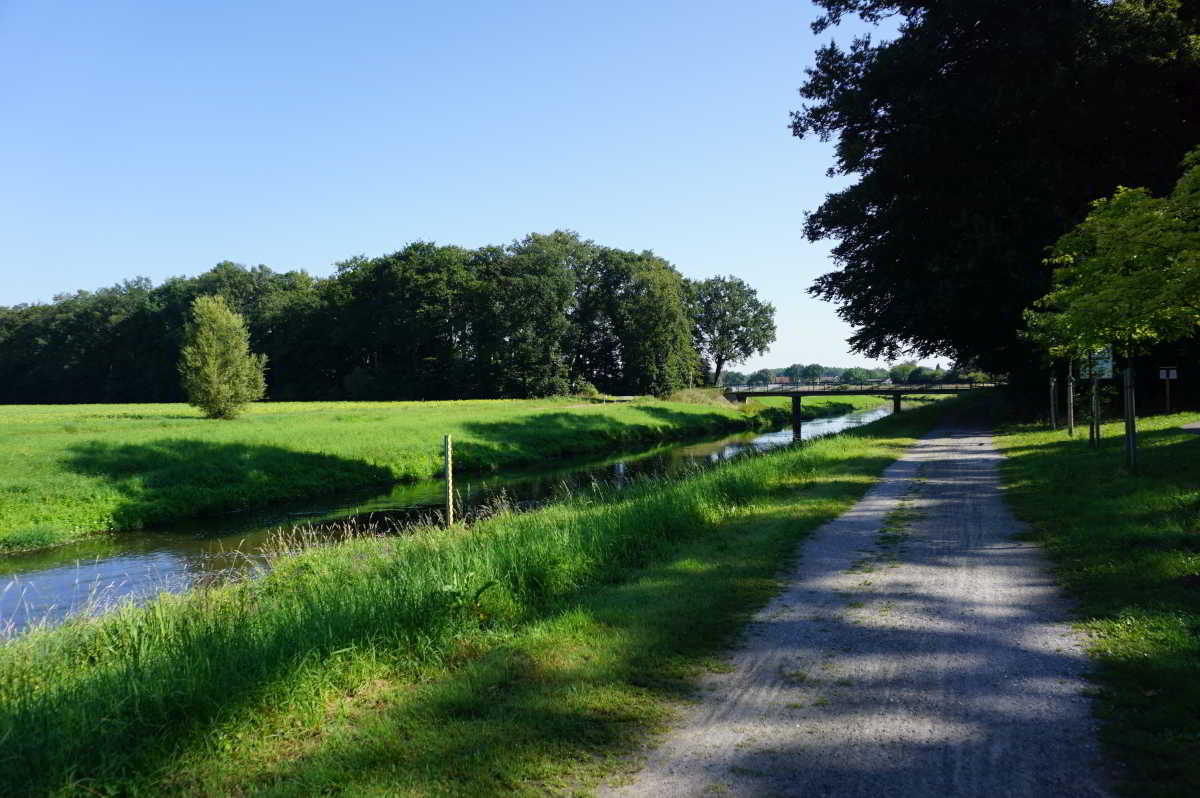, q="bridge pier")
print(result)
[792,395,803,440]
[893,394,903,414]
